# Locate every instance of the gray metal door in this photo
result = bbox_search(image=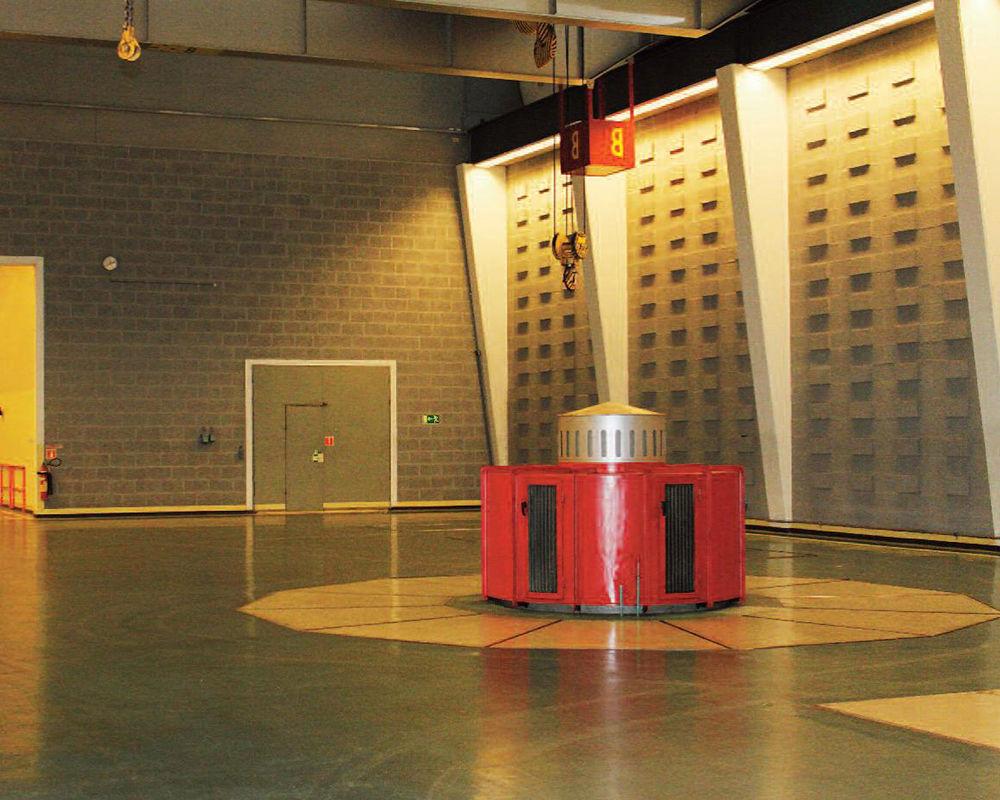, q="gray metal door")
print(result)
[284,405,324,511]
[253,364,392,509]
[321,366,391,504]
